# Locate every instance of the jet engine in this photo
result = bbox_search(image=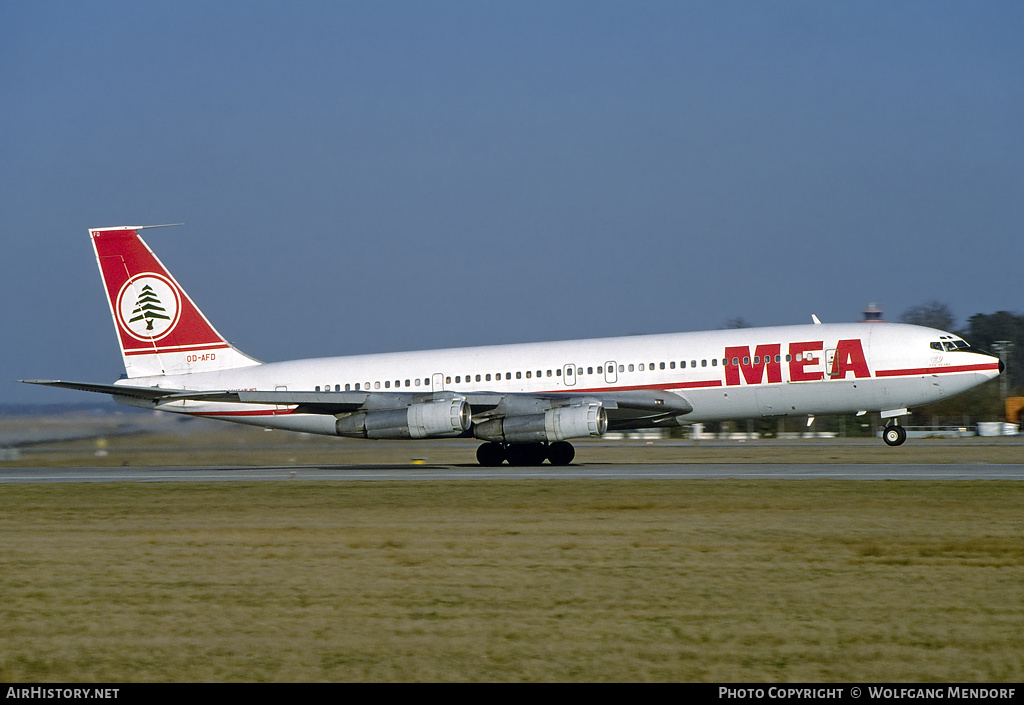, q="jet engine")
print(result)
[335,398,471,439]
[474,403,607,443]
